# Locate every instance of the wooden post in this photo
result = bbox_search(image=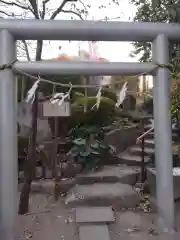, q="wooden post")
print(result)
[18,91,38,214]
